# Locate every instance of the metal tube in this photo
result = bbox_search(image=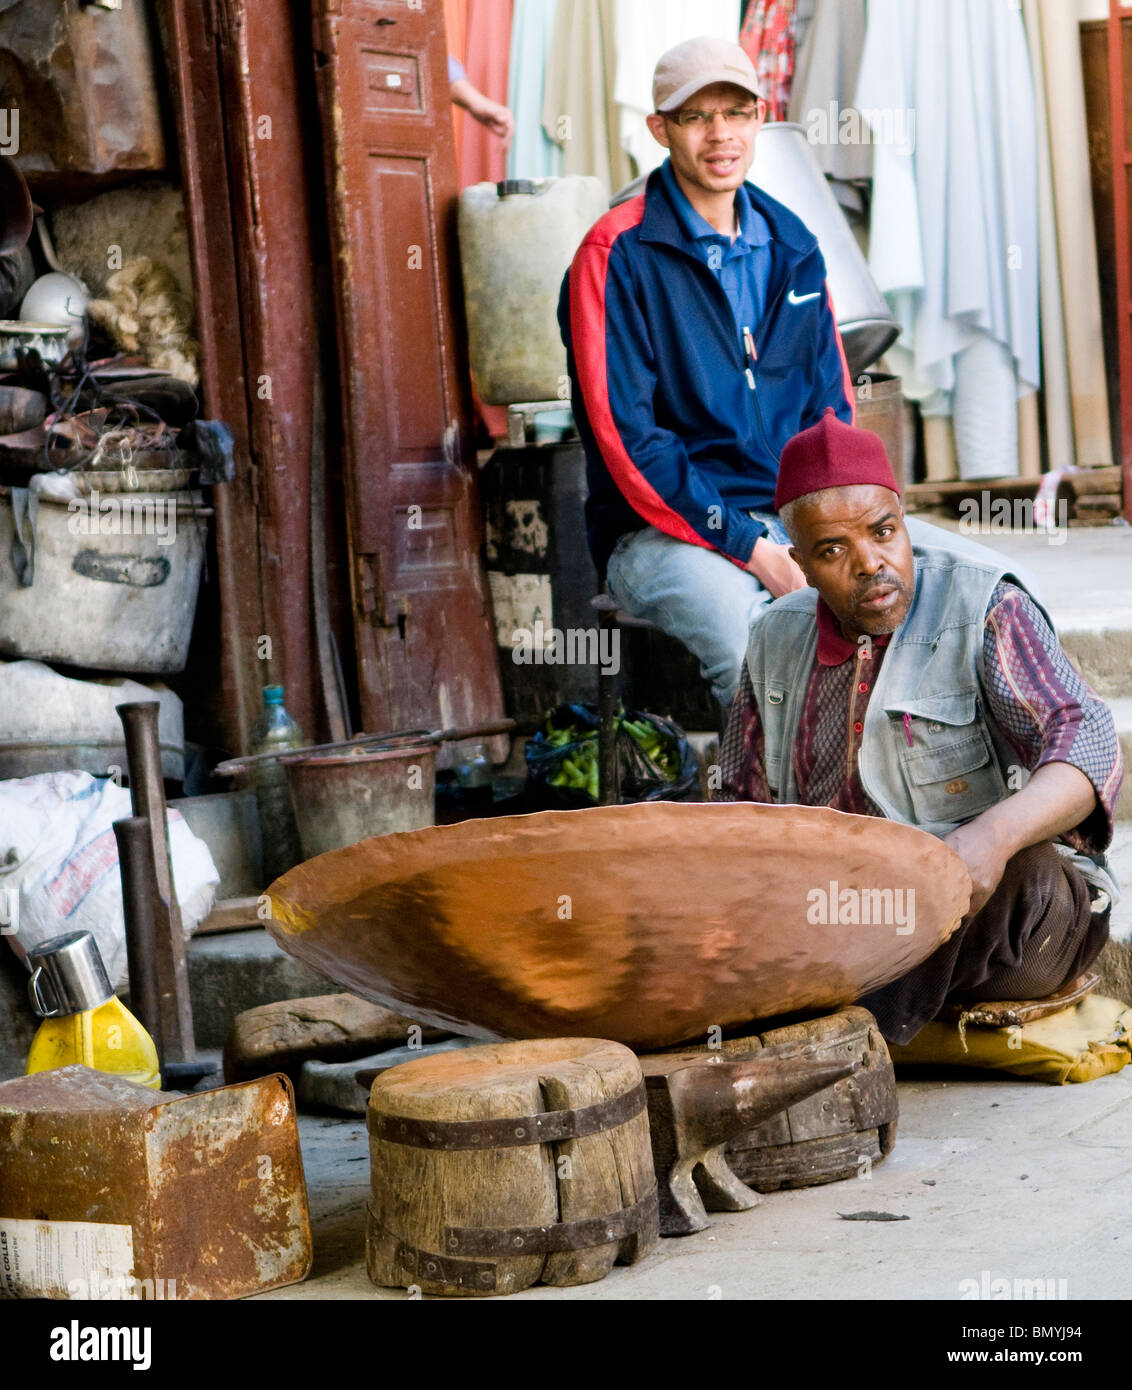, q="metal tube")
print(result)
[116,701,195,1063]
[597,610,619,806]
[112,816,164,1064]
